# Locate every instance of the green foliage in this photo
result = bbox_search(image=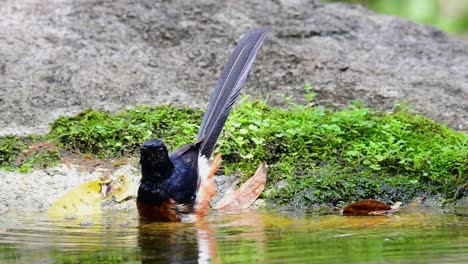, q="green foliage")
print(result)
[218,99,467,205]
[49,106,203,157]
[304,81,317,105]
[325,0,468,34]
[0,135,26,167]
[0,135,60,172]
[1,97,466,206]
[17,142,61,173]
[268,165,421,208]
